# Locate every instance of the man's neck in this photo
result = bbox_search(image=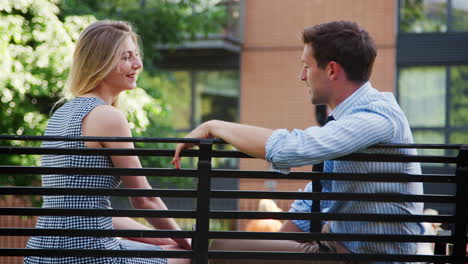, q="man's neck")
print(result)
[328,81,366,109]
